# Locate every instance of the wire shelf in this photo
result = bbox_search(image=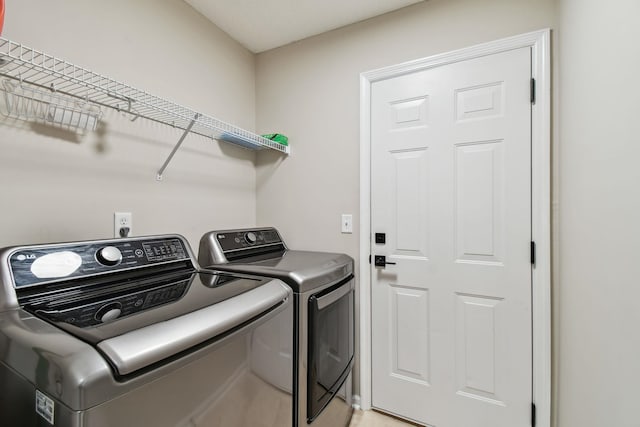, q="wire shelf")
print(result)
[0,37,289,157]
[1,79,102,131]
